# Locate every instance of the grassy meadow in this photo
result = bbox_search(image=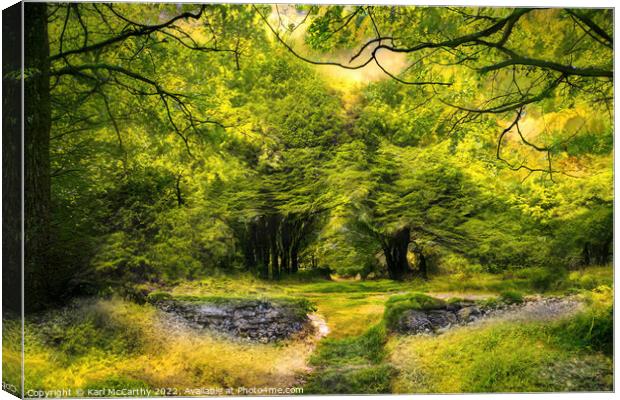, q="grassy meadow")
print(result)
[3,265,612,395]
